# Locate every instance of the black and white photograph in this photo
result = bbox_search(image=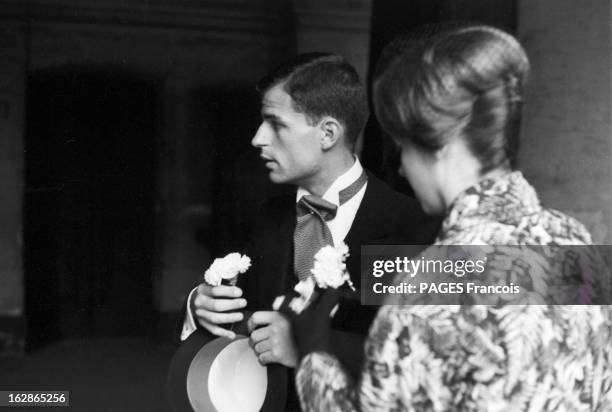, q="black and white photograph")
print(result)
[1,0,611,411]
